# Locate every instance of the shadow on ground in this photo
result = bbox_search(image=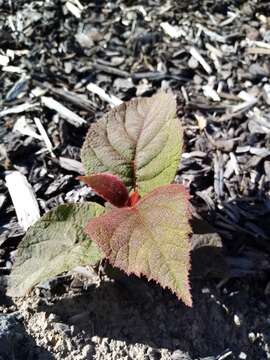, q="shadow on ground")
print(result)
[37,271,270,359]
